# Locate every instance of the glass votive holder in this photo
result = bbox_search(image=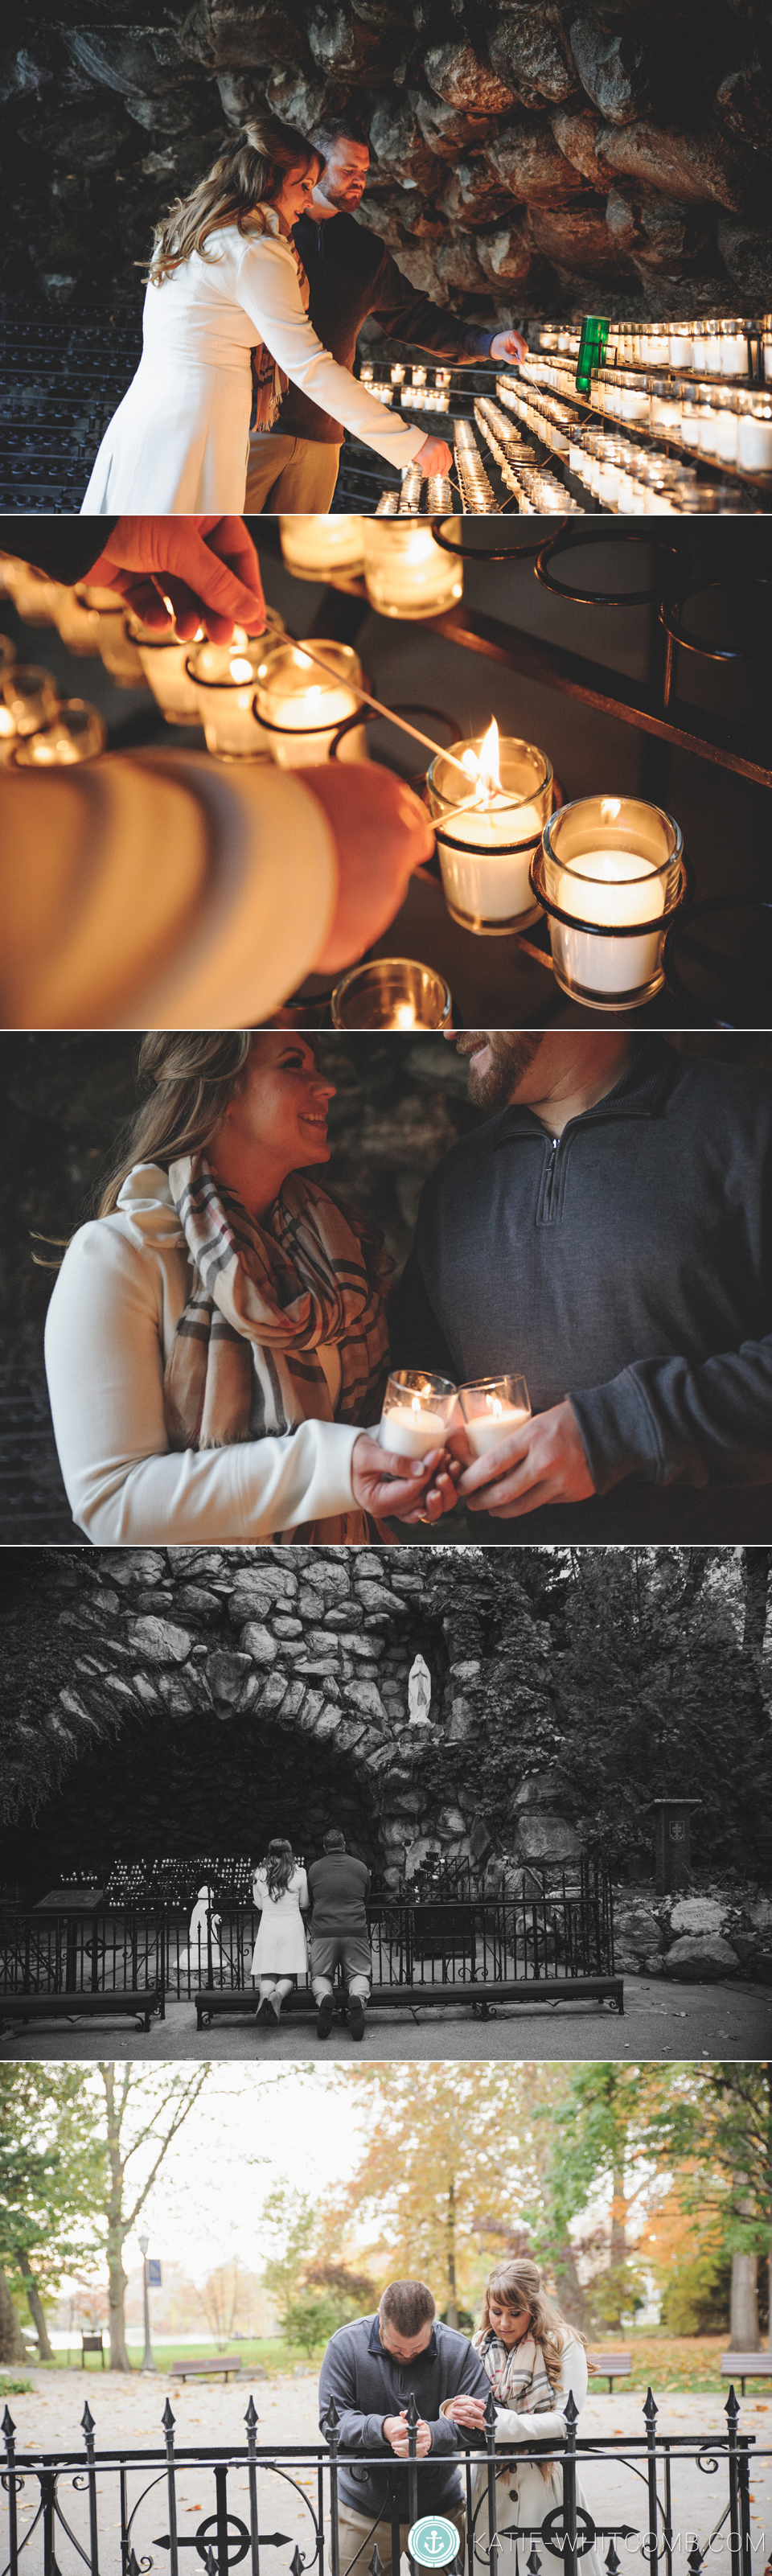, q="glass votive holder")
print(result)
[390,363,405,384]
[458,1374,532,1456]
[10,699,107,765]
[129,616,206,722]
[359,360,374,384]
[53,584,127,655]
[96,613,147,685]
[532,795,686,1010]
[187,629,281,758]
[0,665,60,754]
[253,640,368,766]
[737,393,772,470]
[378,1370,457,1459]
[2,562,63,624]
[427,733,553,935]
[363,520,463,619]
[331,956,452,1029]
[412,365,427,388]
[719,319,749,376]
